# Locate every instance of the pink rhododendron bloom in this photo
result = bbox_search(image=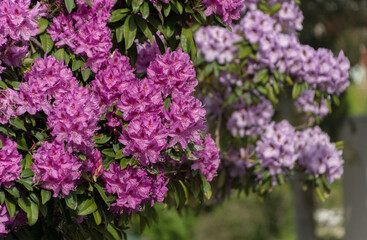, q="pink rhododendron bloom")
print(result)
[0,205,10,236]
[17,55,79,115]
[164,95,206,149]
[0,136,22,188]
[48,86,102,149]
[191,134,220,181]
[119,114,167,166]
[103,164,168,213]
[117,78,164,121]
[32,141,82,197]
[92,51,136,108]
[147,48,198,98]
